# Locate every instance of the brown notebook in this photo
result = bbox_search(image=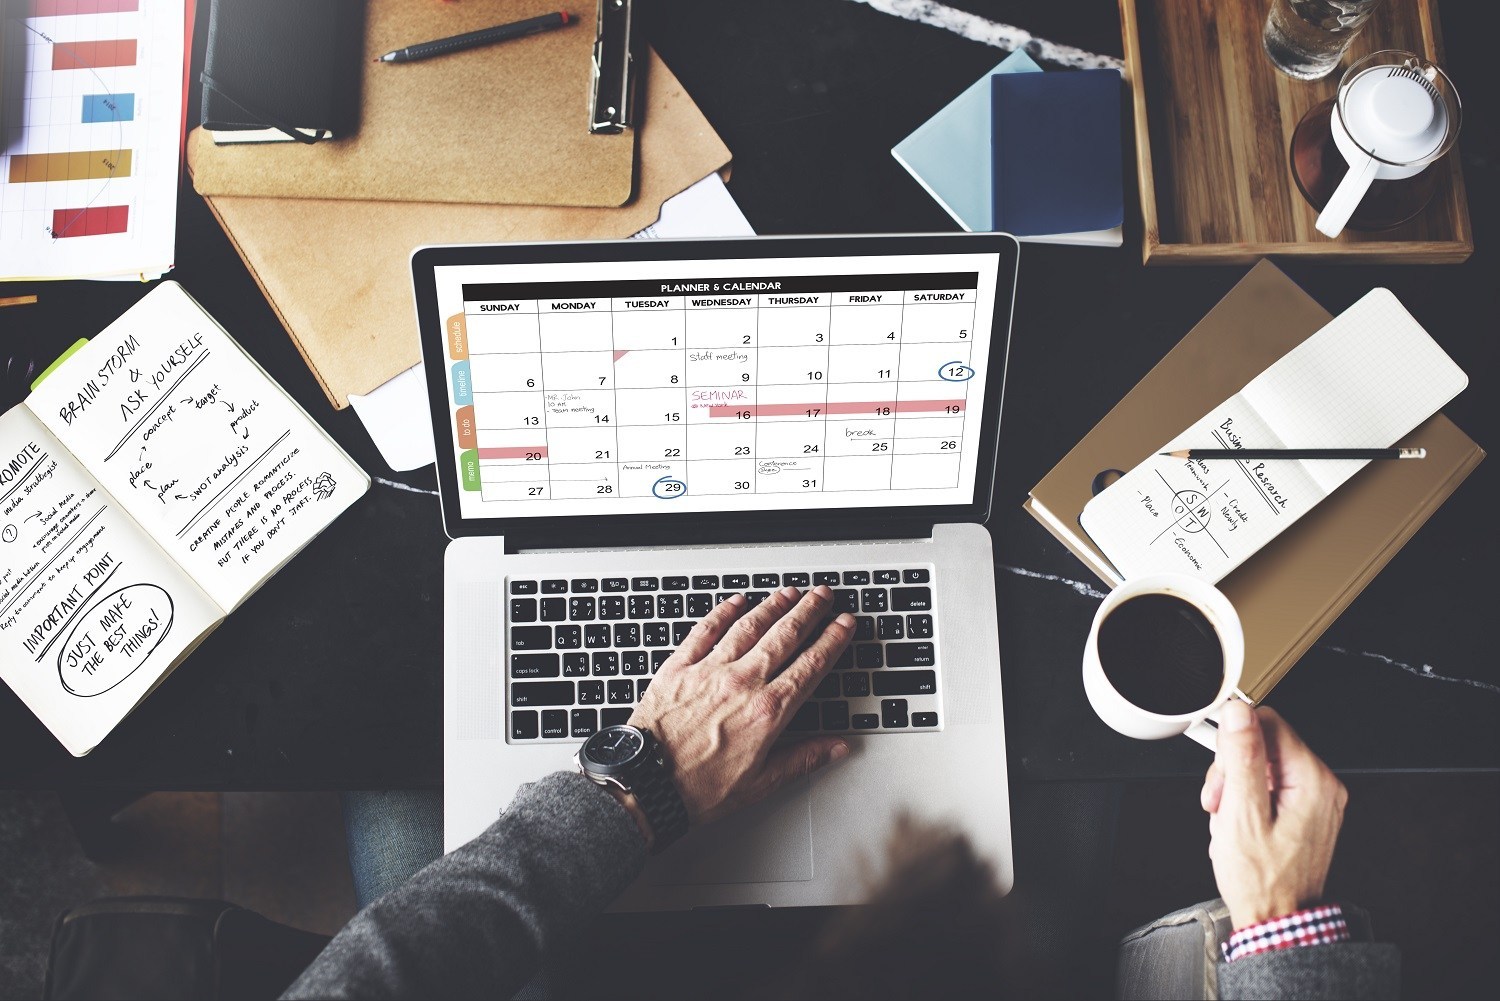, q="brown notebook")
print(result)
[187,0,635,206]
[1025,260,1484,702]
[190,52,732,409]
